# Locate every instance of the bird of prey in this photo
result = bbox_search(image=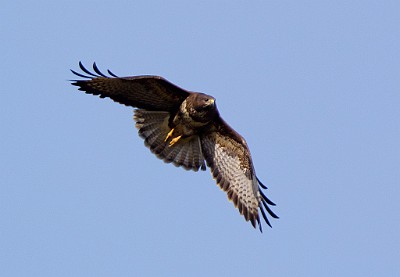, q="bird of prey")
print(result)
[70,62,278,232]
